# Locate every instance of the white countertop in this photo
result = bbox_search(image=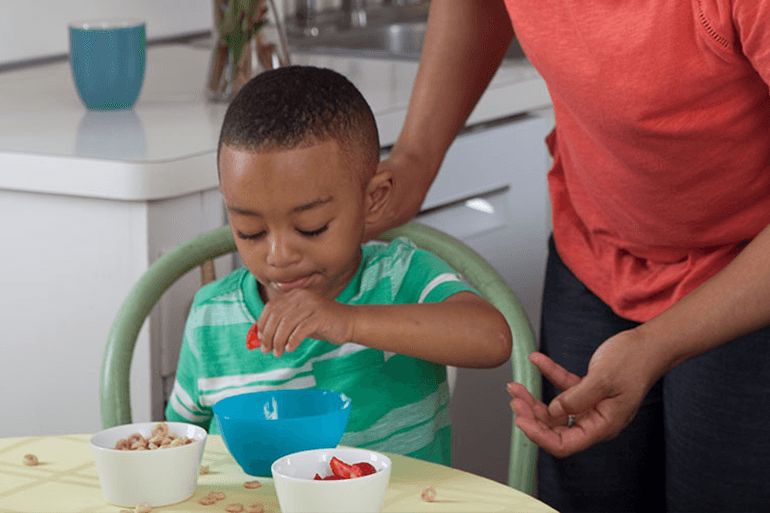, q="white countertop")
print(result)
[0,44,549,201]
